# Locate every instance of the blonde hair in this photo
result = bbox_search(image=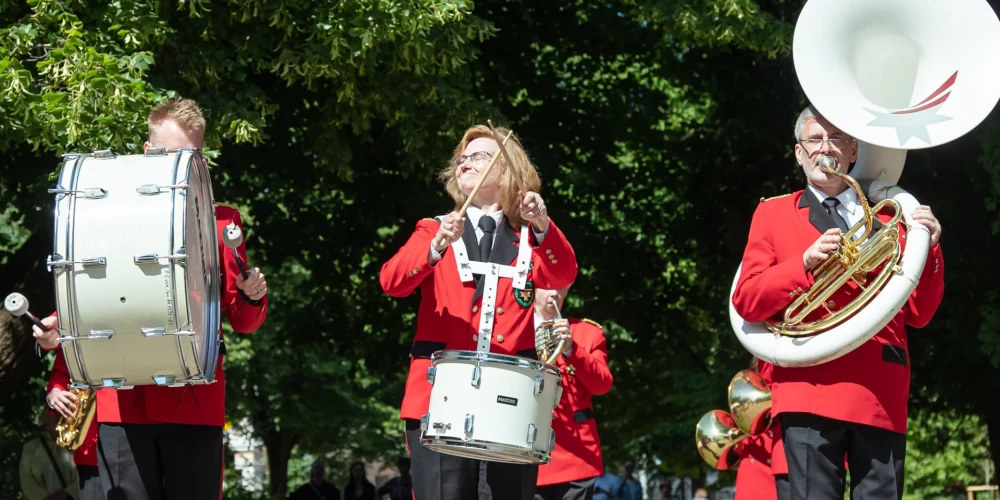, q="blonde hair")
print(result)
[437,125,542,228]
[148,98,206,142]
